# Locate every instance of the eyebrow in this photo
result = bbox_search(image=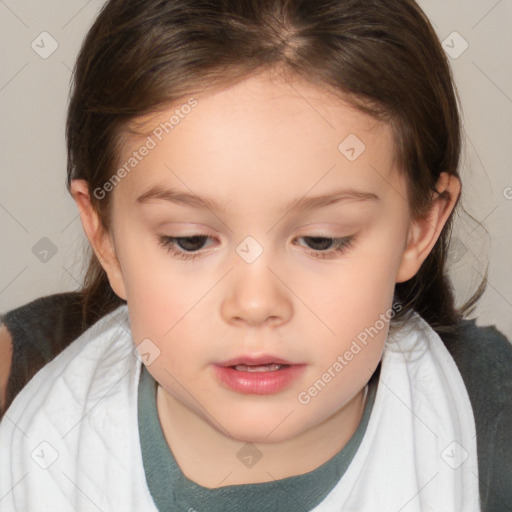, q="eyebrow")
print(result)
[136,185,379,213]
